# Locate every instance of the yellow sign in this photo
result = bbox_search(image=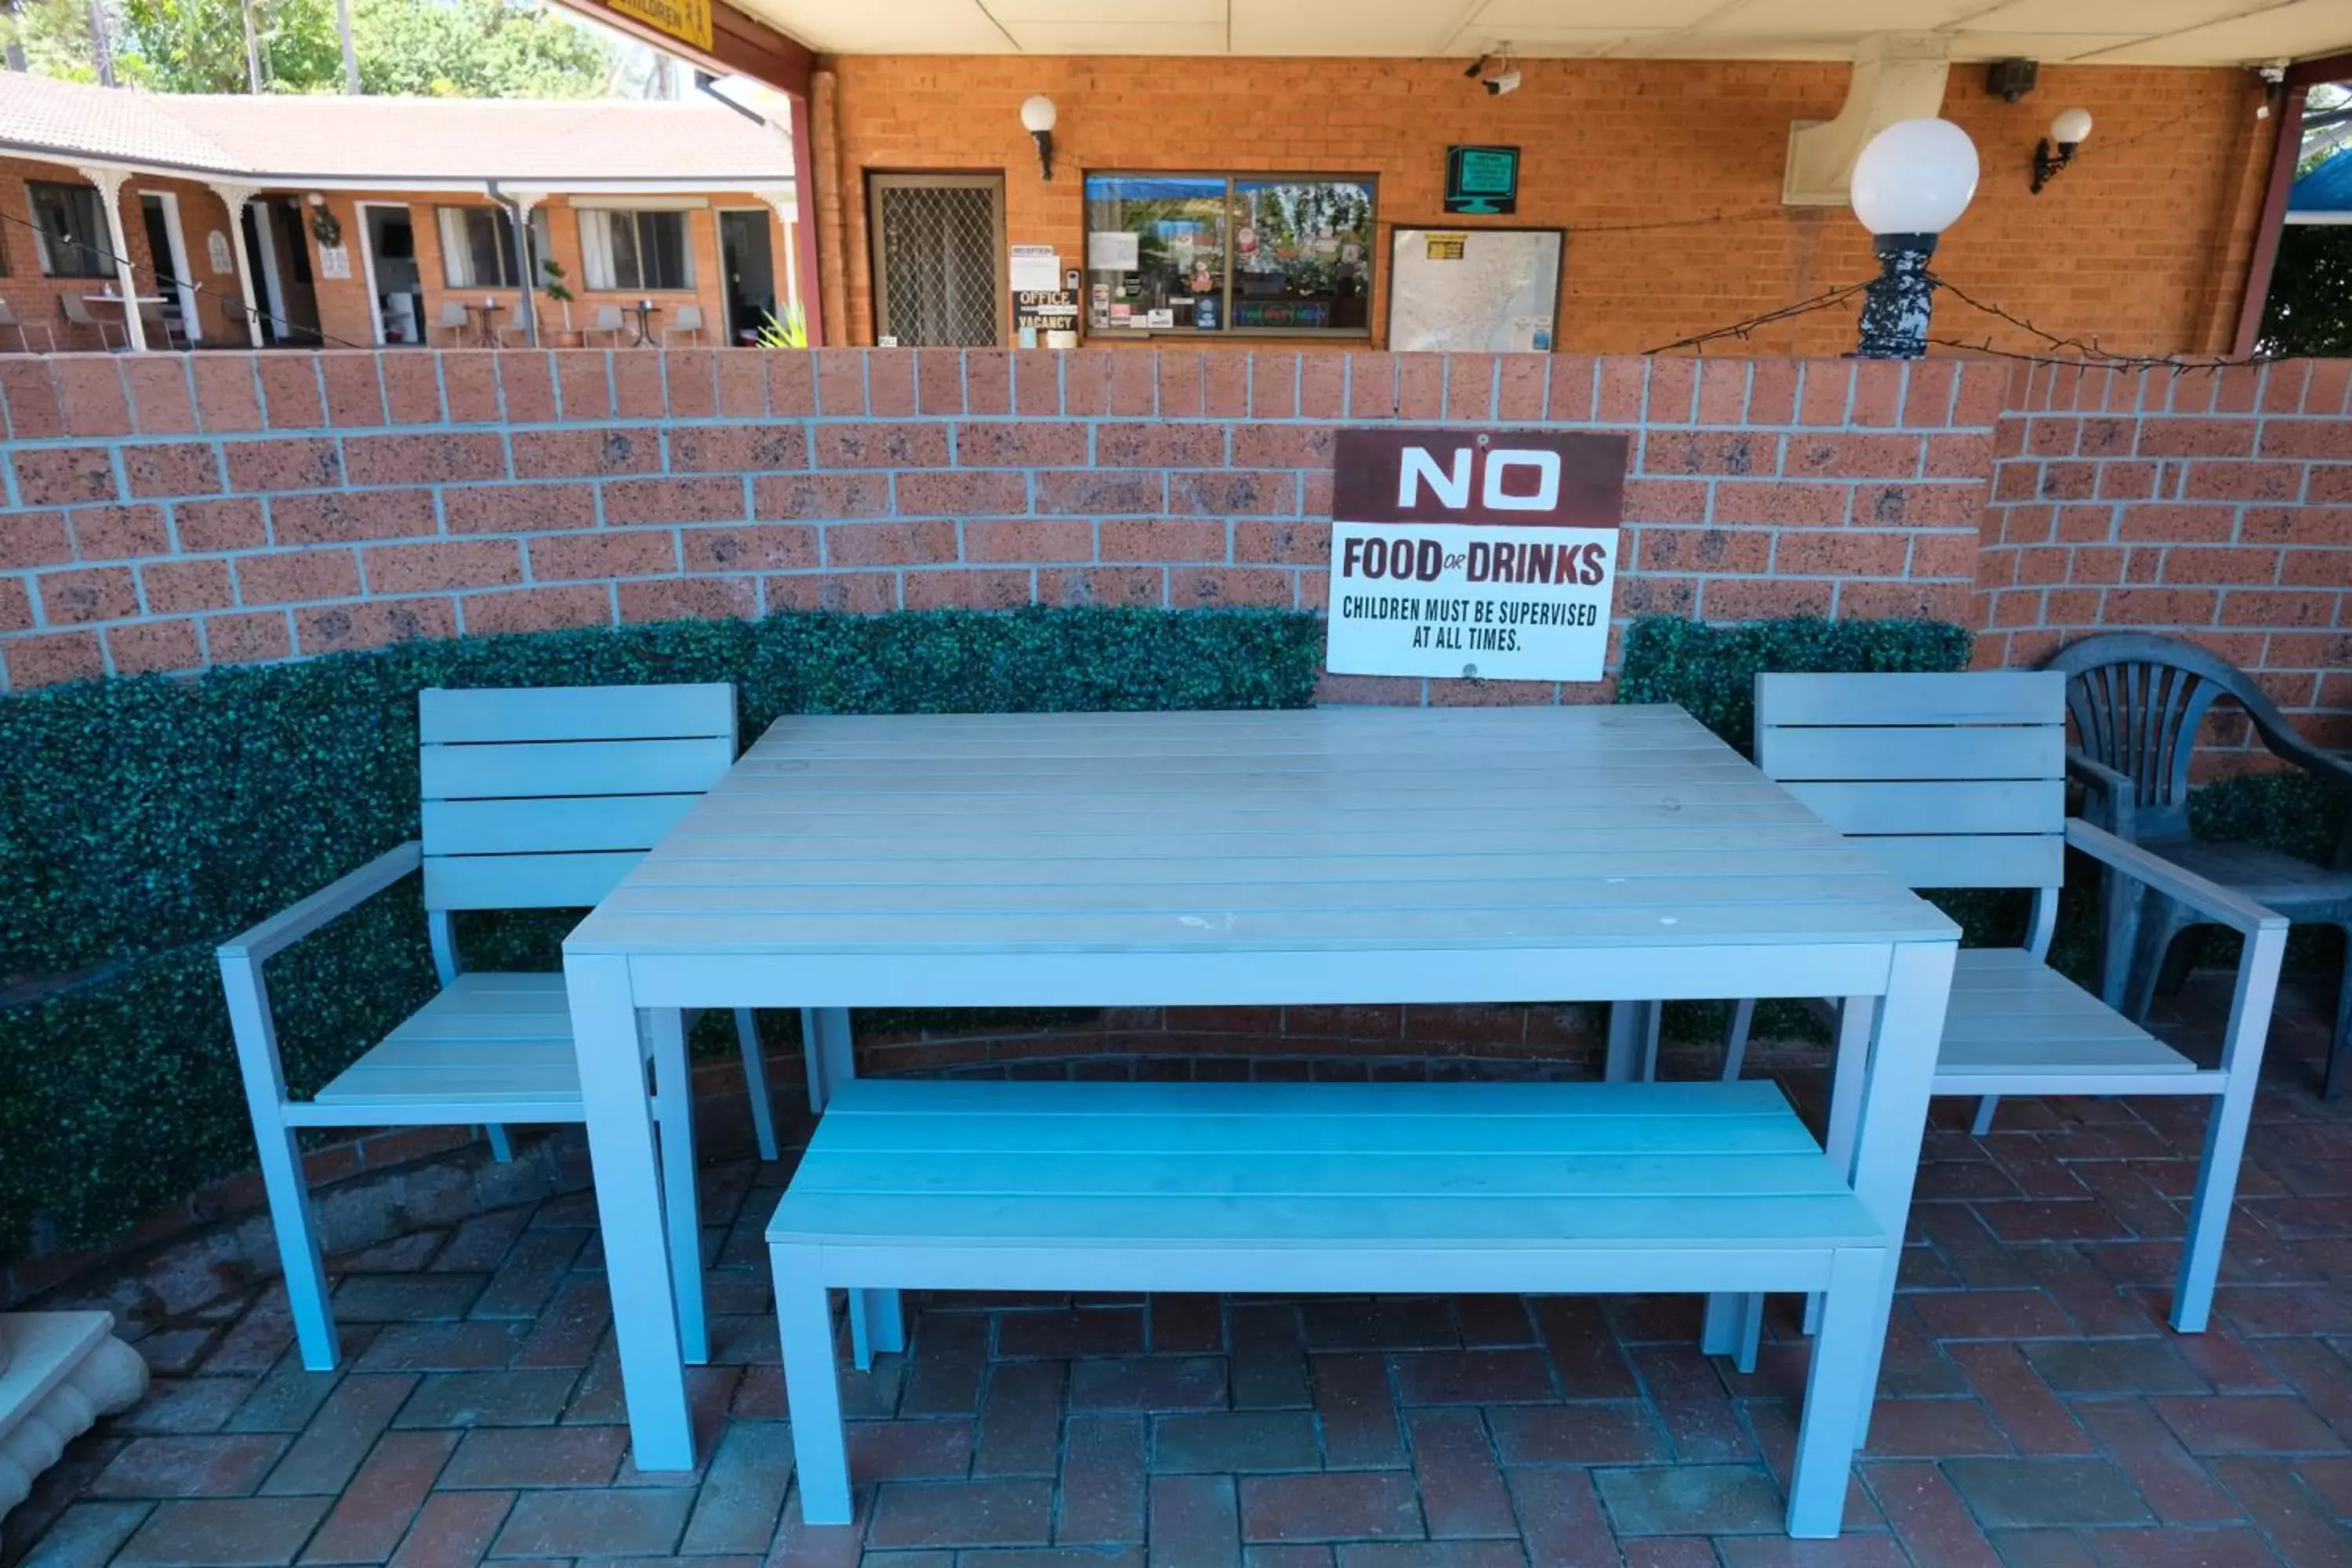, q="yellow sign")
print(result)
[605,0,712,51]
[1426,234,1467,261]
